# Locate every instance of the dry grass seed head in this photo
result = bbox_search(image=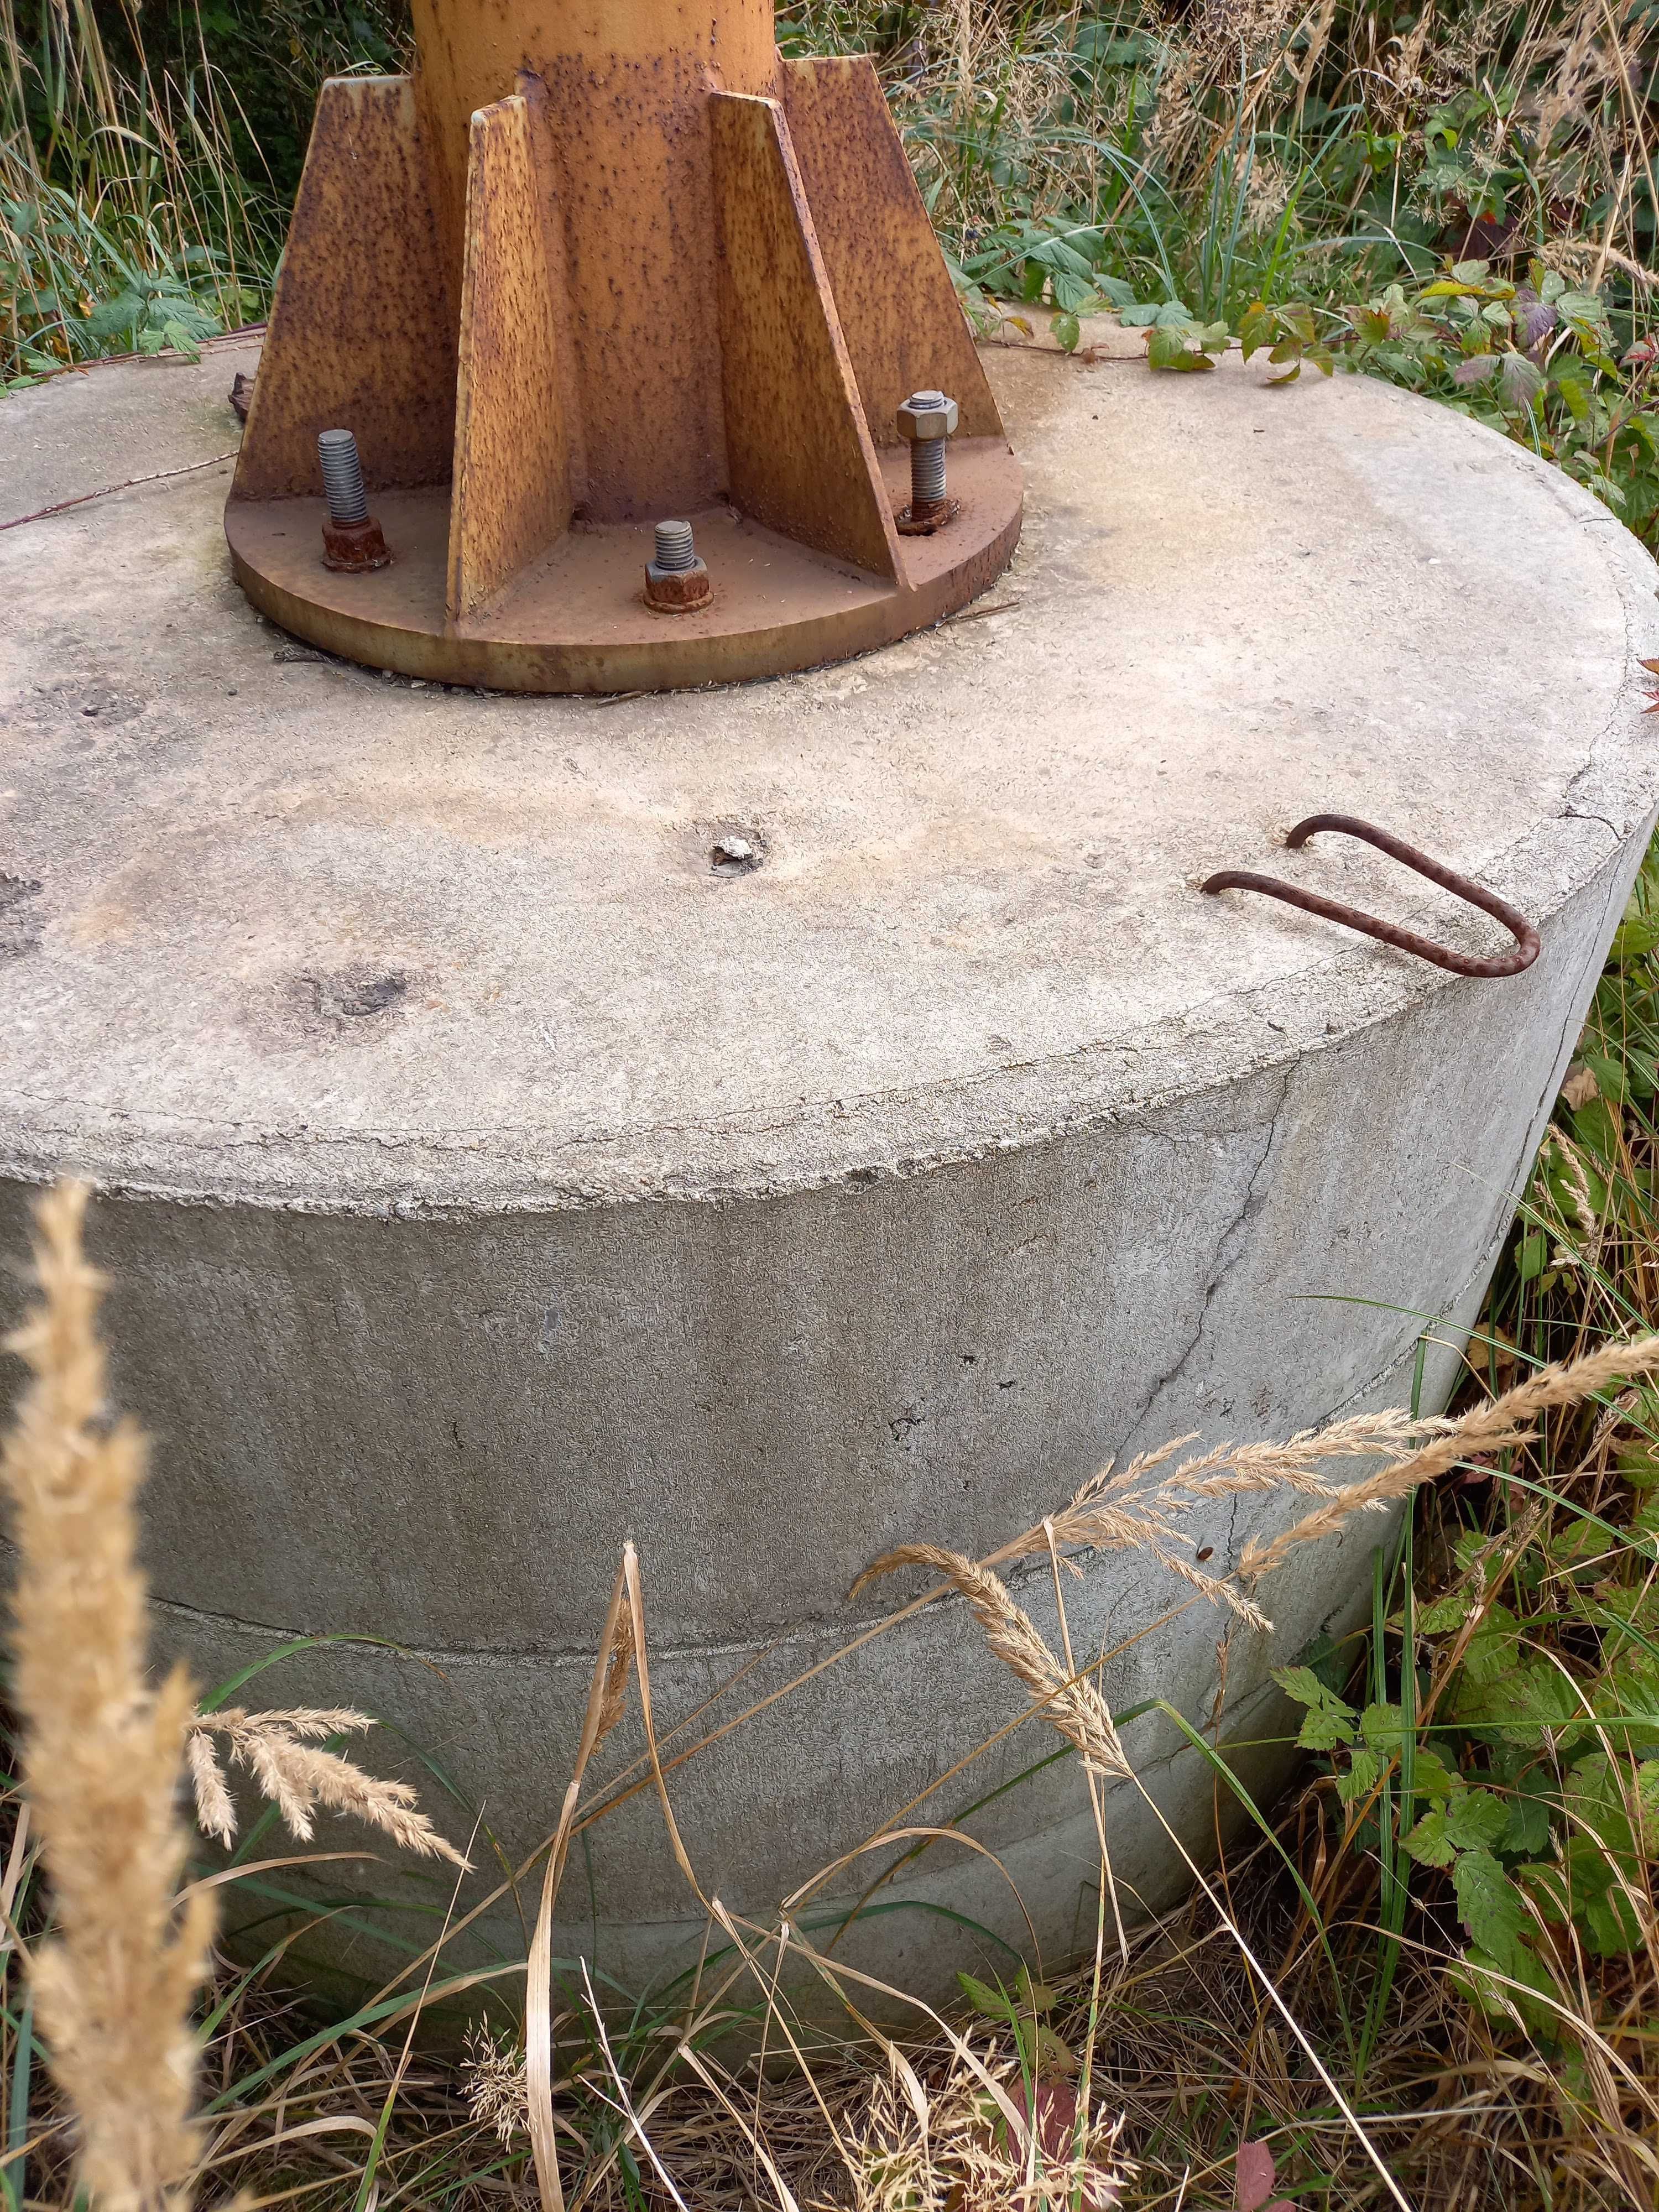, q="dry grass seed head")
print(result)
[187,1708,469,1866]
[854,1546,1130,1778]
[1,1182,213,2212]
[841,2047,1132,2212]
